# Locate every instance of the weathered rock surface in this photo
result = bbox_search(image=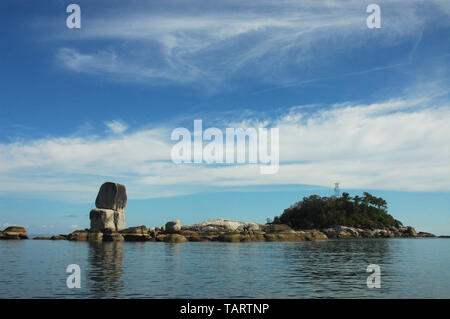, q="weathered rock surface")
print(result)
[417,231,436,238]
[165,219,181,233]
[95,182,127,212]
[68,230,89,241]
[120,226,152,241]
[321,225,435,238]
[163,220,327,243]
[33,234,73,240]
[88,230,104,241]
[64,220,327,243]
[264,230,327,242]
[163,234,188,243]
[90,208,125,232]
[0,226,28,240]
[66,229,124,241]
[263,224,295,233]
[181,219,264,232]
[102,230,125,242]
